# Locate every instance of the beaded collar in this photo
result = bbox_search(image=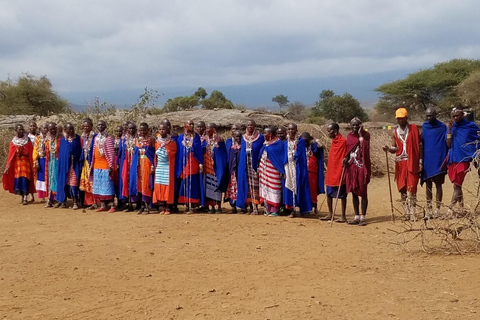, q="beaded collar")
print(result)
[12,135,29,147]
